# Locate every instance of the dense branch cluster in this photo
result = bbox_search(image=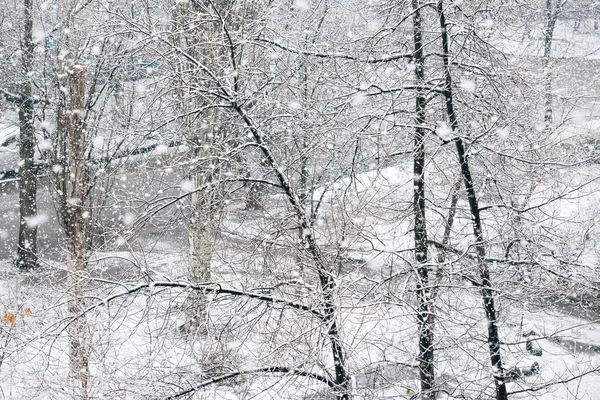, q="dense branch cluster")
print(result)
[0,0,599,399]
